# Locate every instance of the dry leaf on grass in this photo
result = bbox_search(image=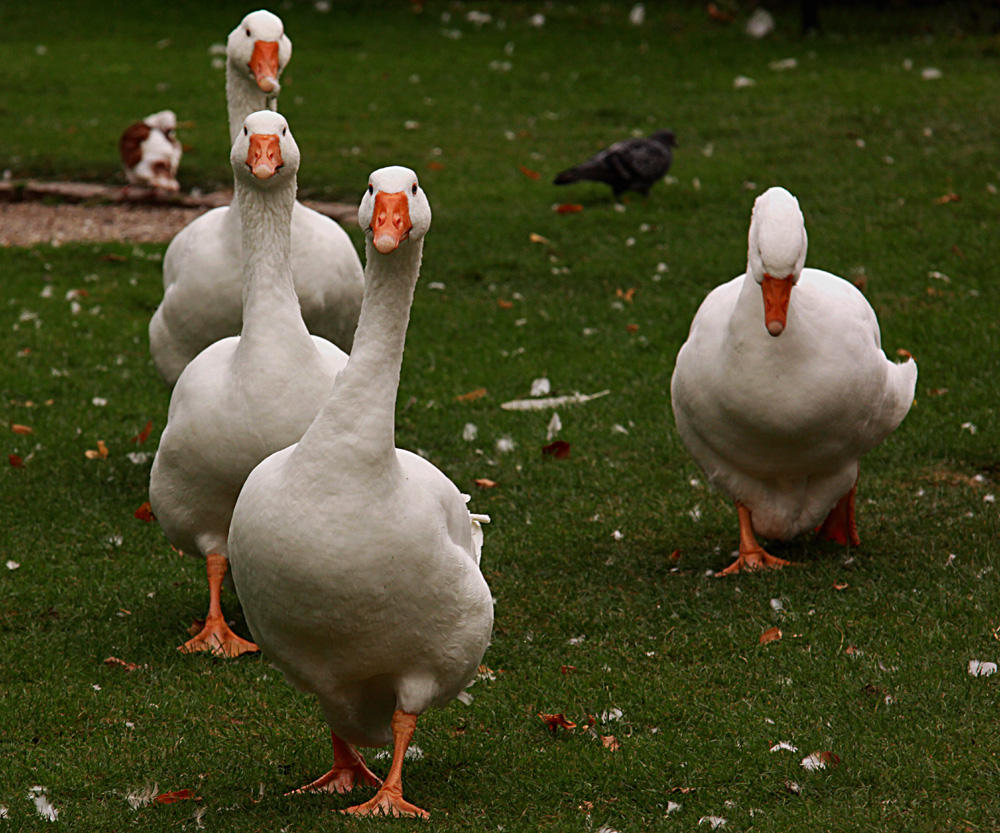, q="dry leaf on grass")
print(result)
[85,440,109,460]
[9,454,24,468]
[539,713,576,733]
[130,420,153,444]
[626,323,639,333]
[497,298,514,309]
[518,165,540,180]
[542,440,571,459]
[455,387,487,402]
[134,501,156,522]
[759,626,782,645]
[601,735,620,751]
[935,193,960,204]
[560,665,577,674]
[833,581,849,591]
[154,789,199,804]
[474,478,497,489]
[801,750,840,770]
[555,203,584,214]
[104,656,143,672]
[11,424,33,435]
